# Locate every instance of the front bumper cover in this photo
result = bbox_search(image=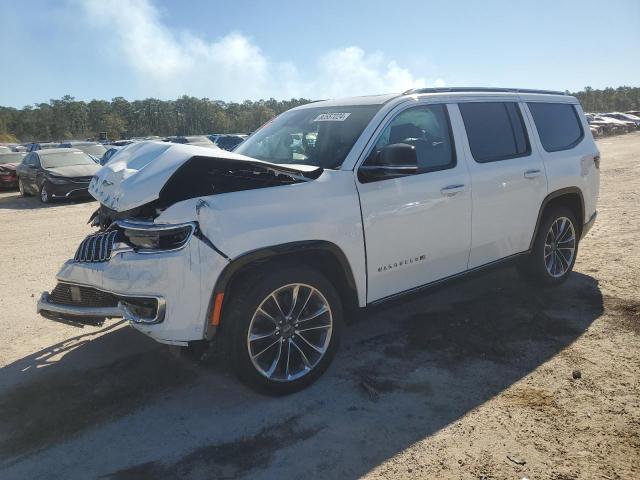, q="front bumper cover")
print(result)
[37,286,166,327]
